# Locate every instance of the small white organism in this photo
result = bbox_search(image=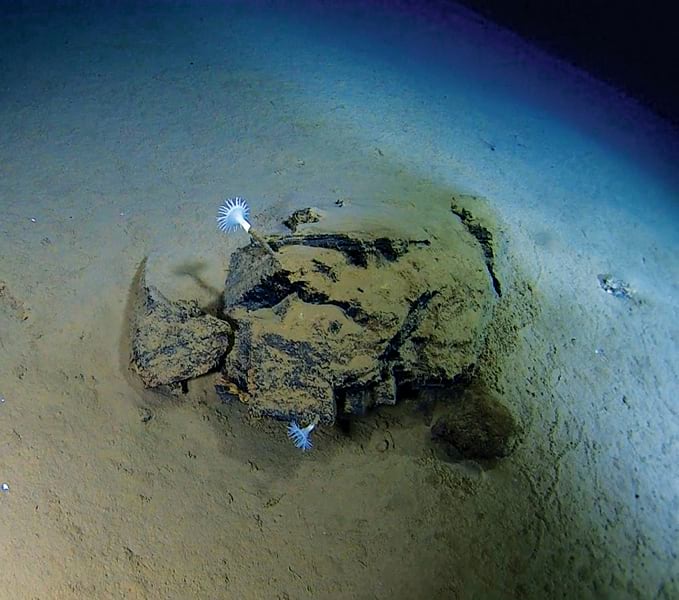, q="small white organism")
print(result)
[287,416,320,452]
[217,197,276,257]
